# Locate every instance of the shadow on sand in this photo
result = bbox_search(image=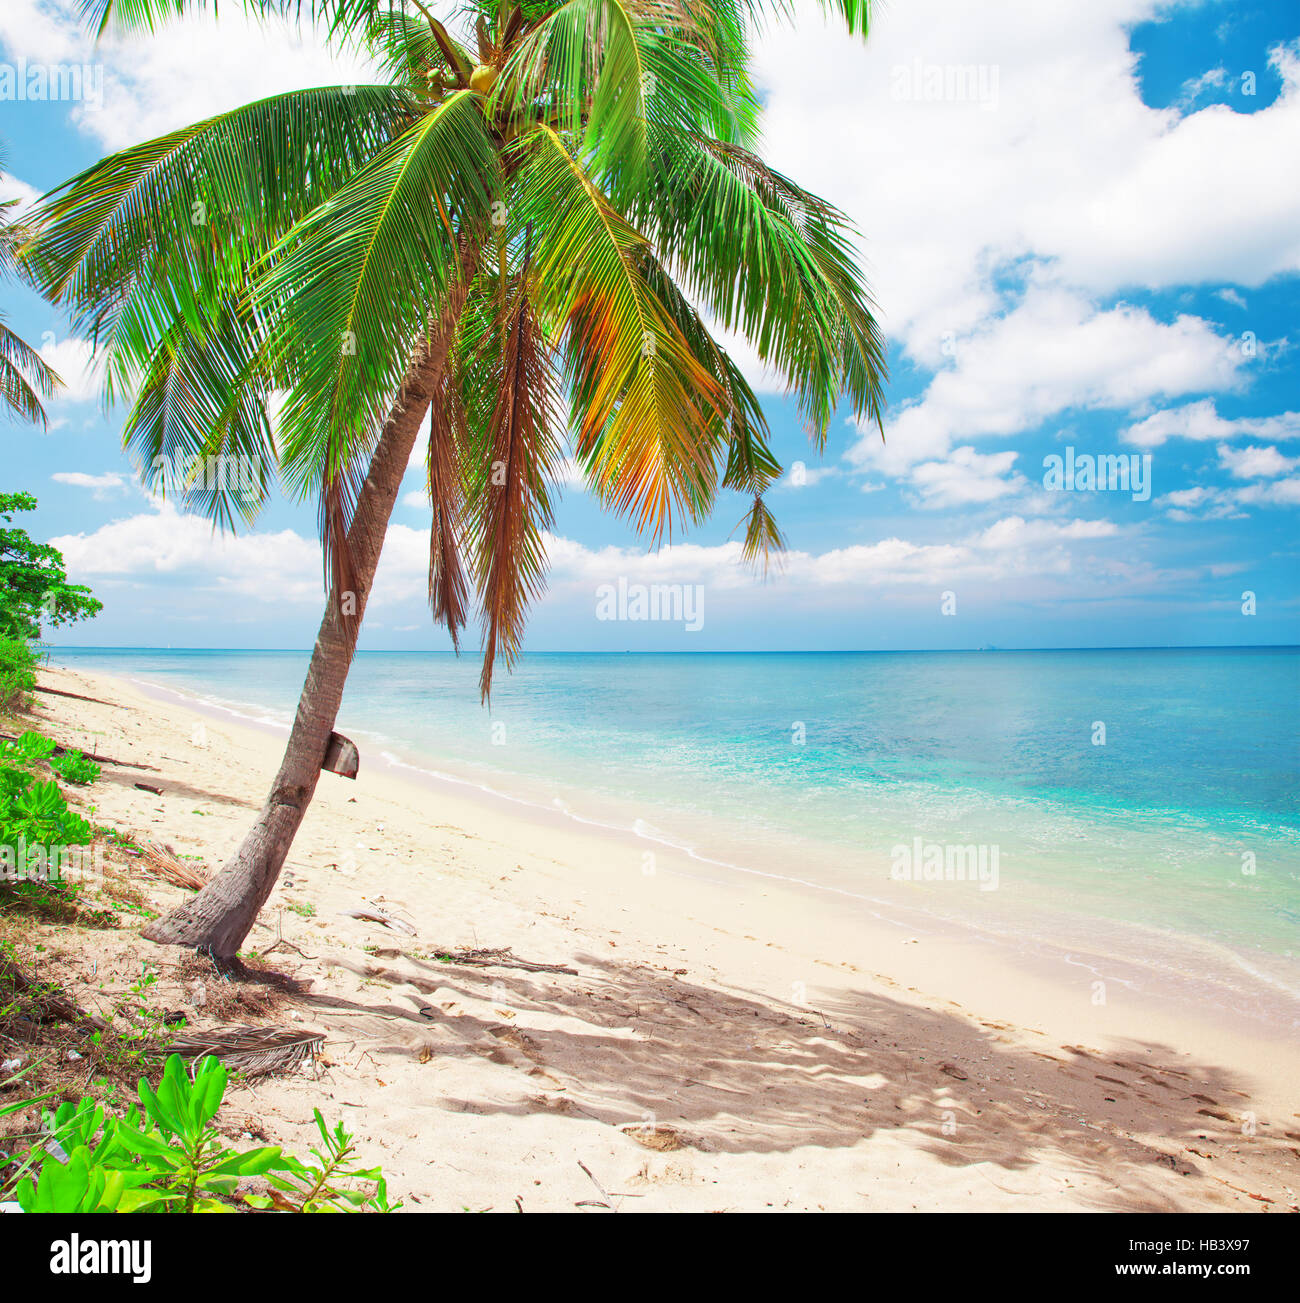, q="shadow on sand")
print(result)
[287,947,1292,1210]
